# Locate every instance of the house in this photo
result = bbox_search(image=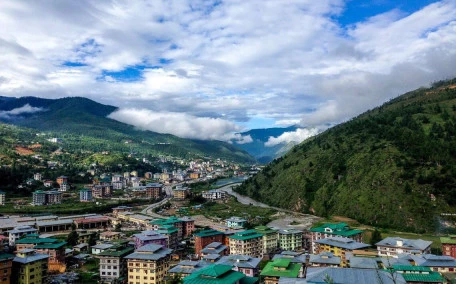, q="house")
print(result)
[97,241,134,283]
[200,242,228,257]
[7,226,38,246]
[125,244,173,284]
[376,237,432,258]
[73,243,89,252]
[309,223,363,253]
[441,235,456,258]
[255,226,278,255]
[314,237,370,267]
[194,229,225,256]
[278,229,303,252]
[183,264,258,284]
[228,230,263,258]
[91,243,115,255]
[132,230,168,249]
[308,252,341,267]
[173,186,190,200]
[168,260,210,279]
[411,254,456,273]
[0,191,5,206]
[260,258,302,284]
[12,249,49,284]
[0,252,14,284]
[79,188,93,202]
[225,217,247,229]
[100,231,123,241]
[202,190,228,201]
[216,254,261,277]
[272,251,309,266]
[390,265,444,284]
